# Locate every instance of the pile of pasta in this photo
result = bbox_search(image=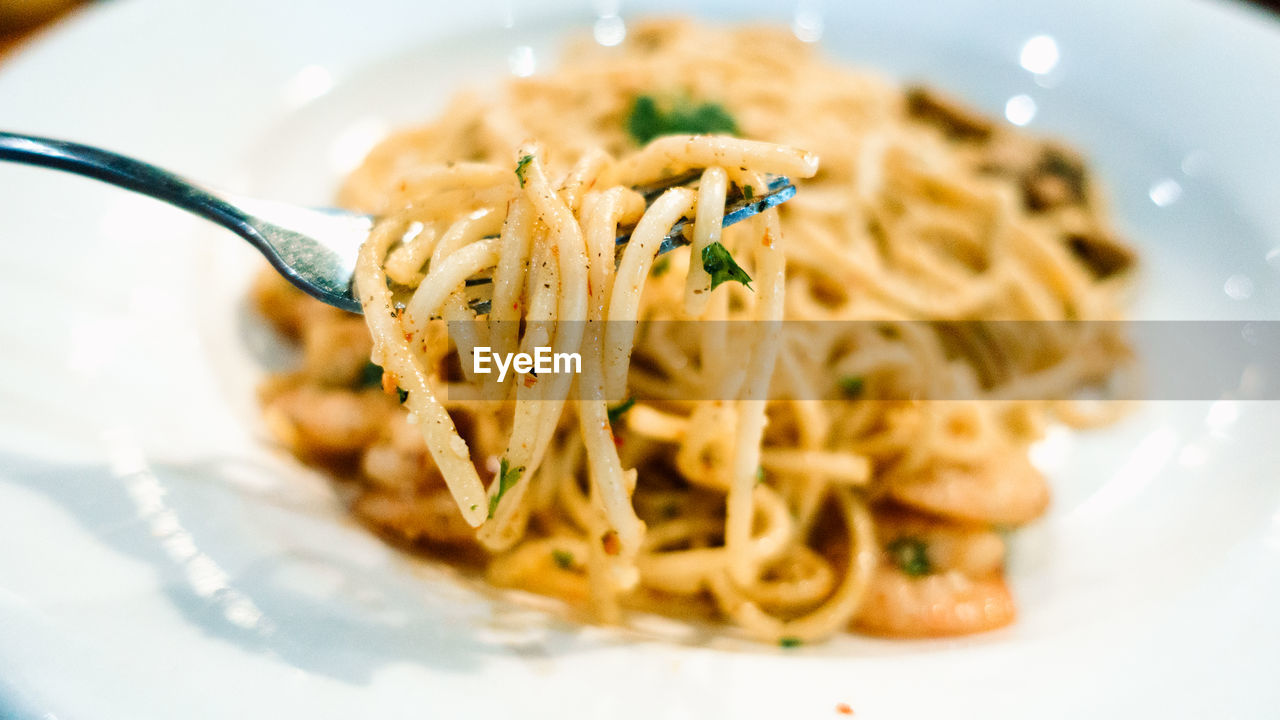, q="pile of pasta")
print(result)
[255,19,1134,643]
